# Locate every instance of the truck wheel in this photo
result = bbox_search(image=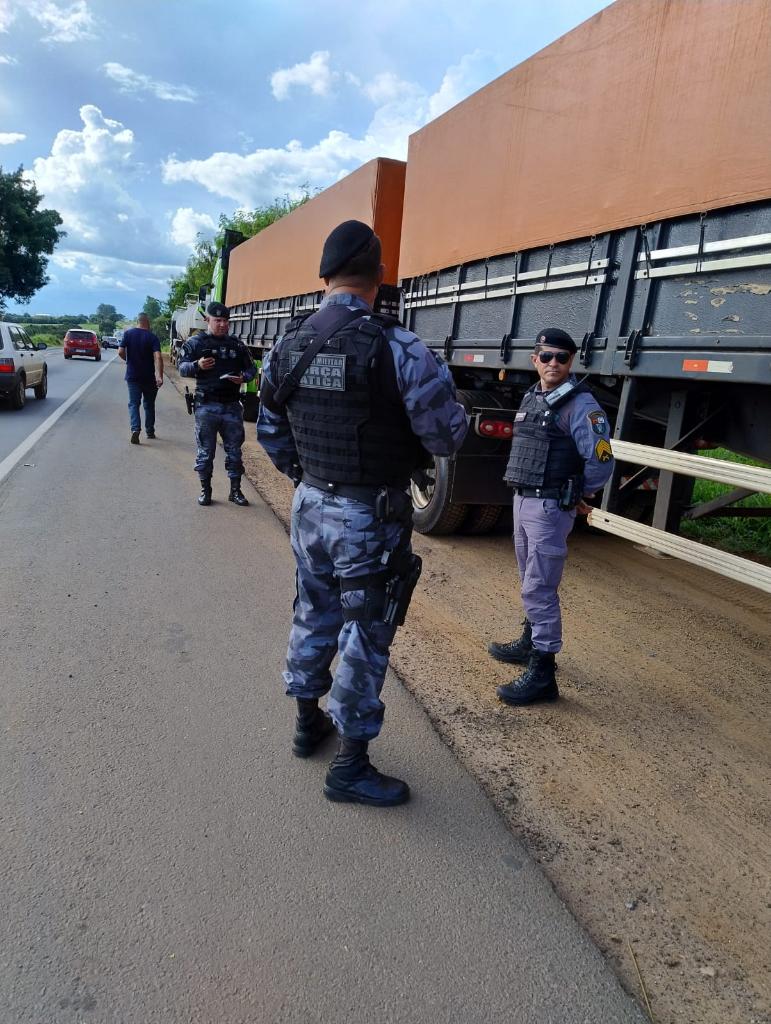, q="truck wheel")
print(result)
[462,504,503,535]
[11,375,26,410]
[242,393,259,423]
[411,456,468,535]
